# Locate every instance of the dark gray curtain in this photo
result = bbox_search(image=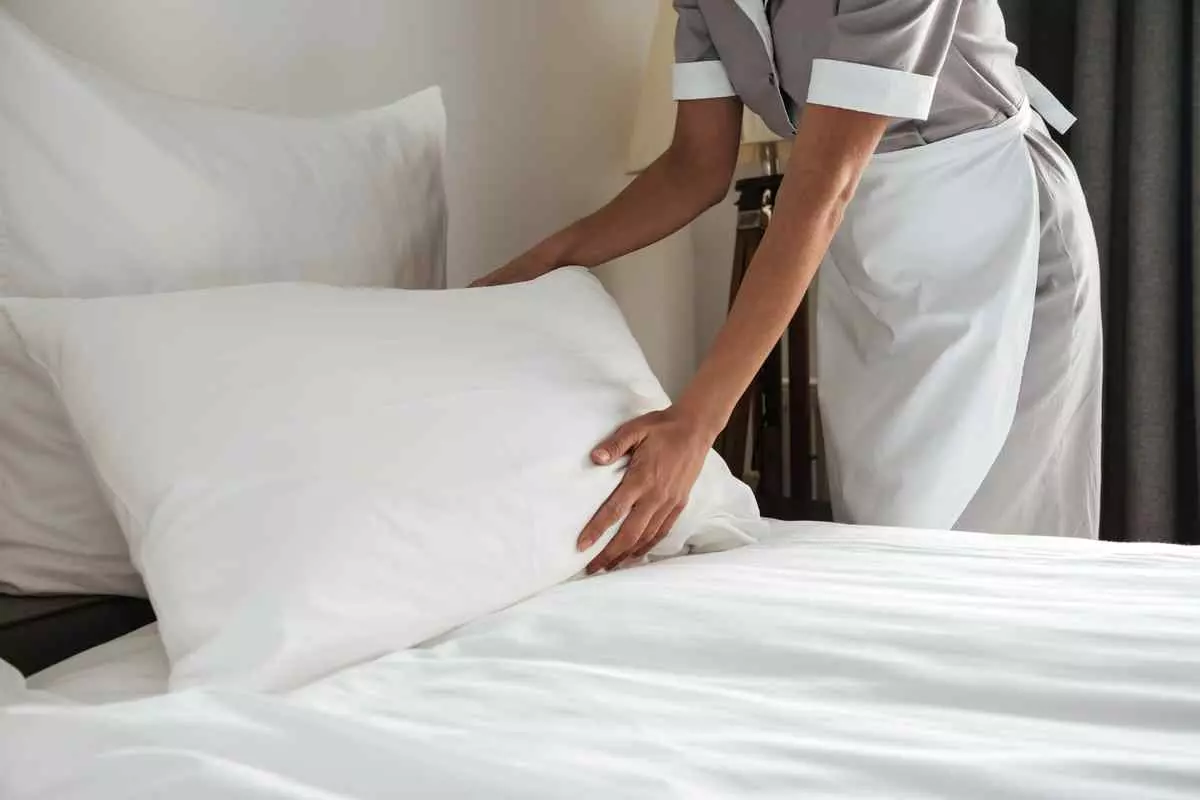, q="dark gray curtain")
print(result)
[1001,0,1199,544]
